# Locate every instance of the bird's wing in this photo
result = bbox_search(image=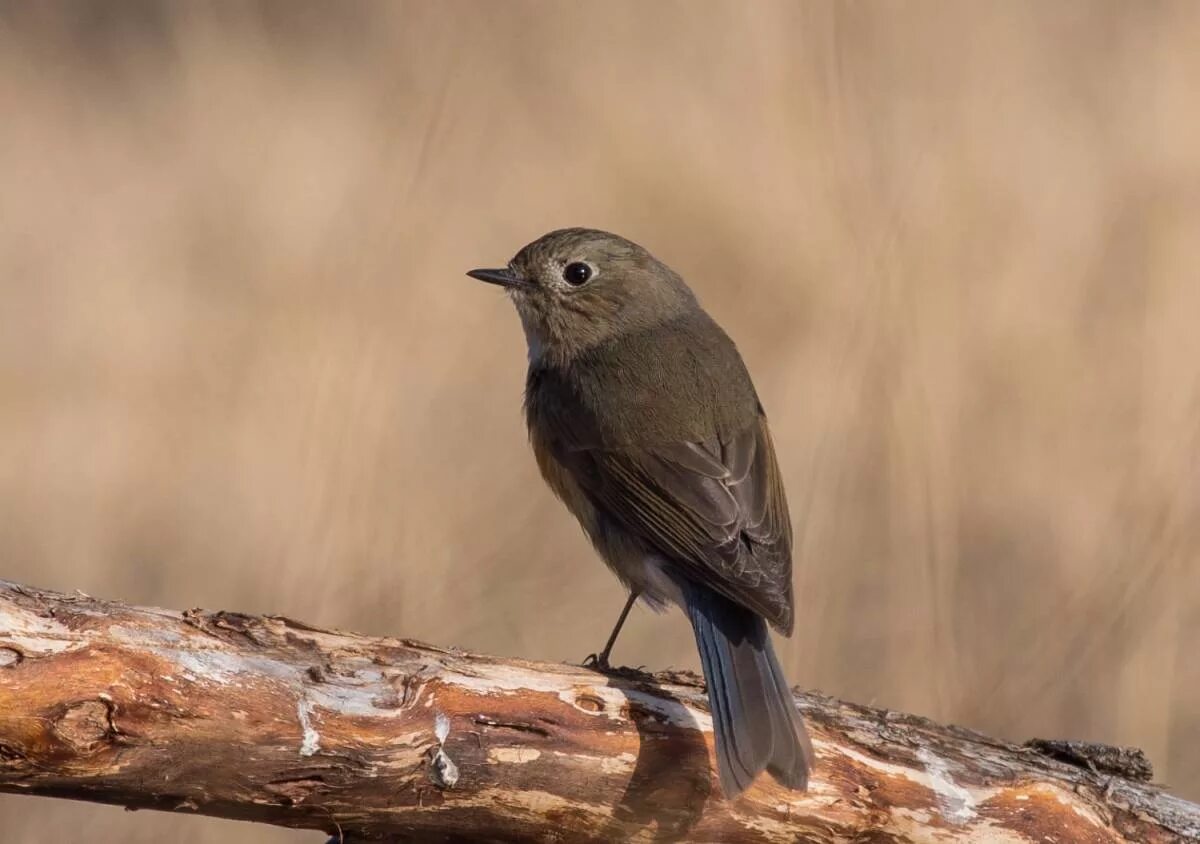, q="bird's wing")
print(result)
[563,413,795,633]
